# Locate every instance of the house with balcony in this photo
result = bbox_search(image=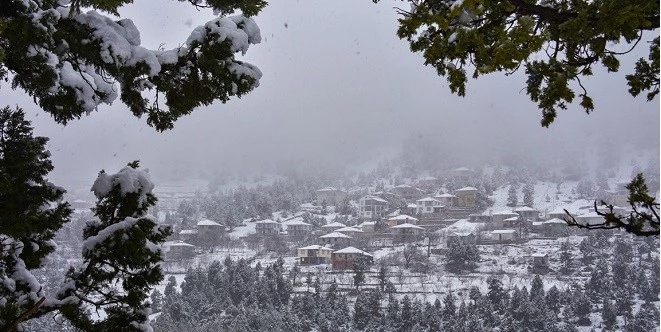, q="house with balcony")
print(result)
[283,218,313,237]
[297,245,333,265]
[390,223,425,242]
[455,187,478,207]
[255,219,282,236]
[196,219,225,236]
[434,193,458,207]
[359,195,389,219]
[416,197,443,214]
